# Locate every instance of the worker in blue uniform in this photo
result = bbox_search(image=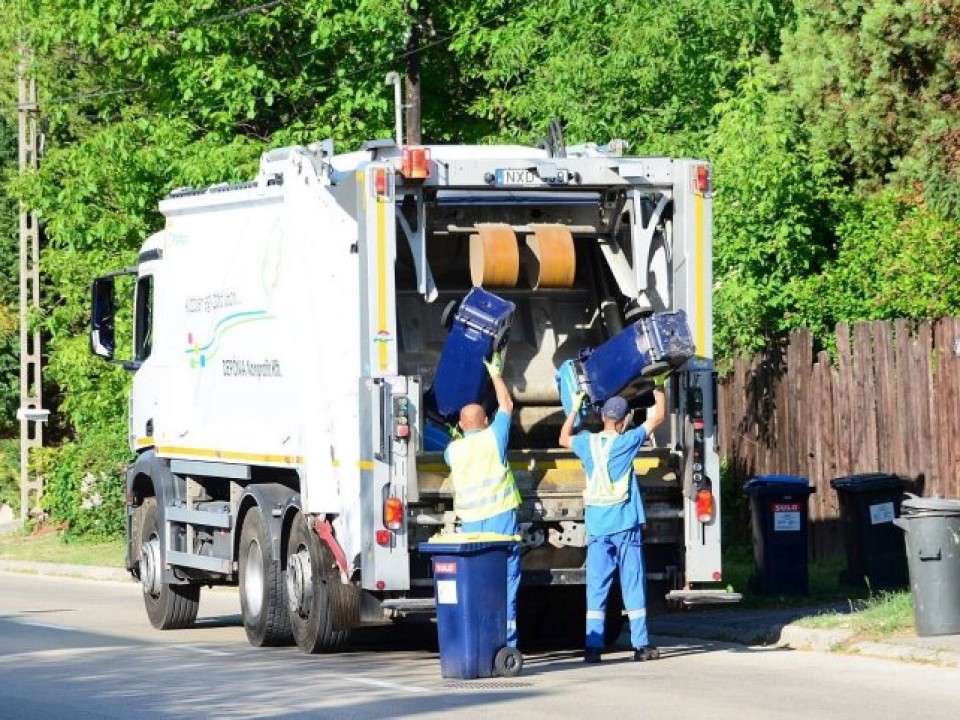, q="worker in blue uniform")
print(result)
[444,352,522,648]
[559,374,669,663]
